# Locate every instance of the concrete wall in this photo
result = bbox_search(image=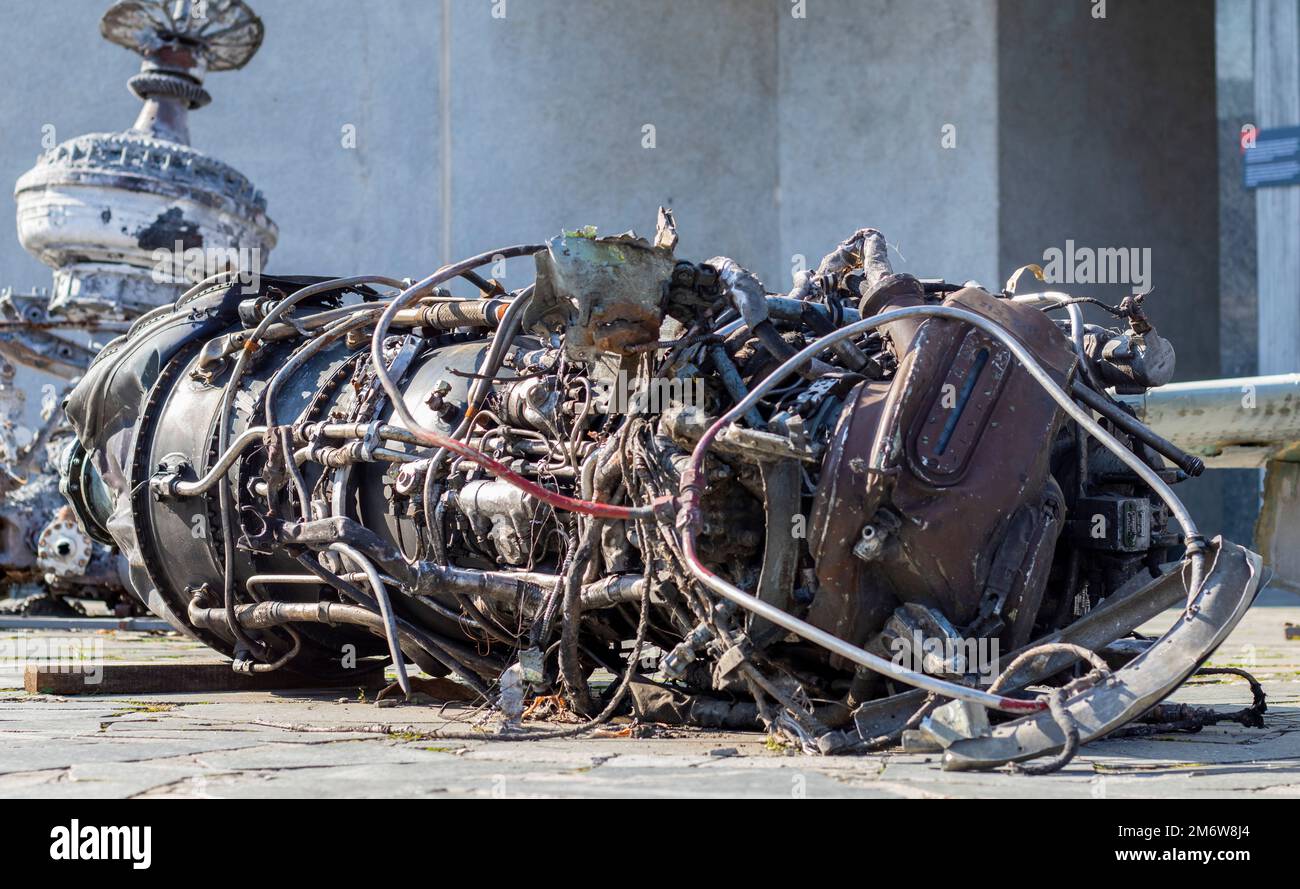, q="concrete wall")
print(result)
[778,0,999,290]
[0,0,787,291]
[1220,0,1259,382]
[998,0,1220,380]
[447,0,781,287]
[0,0,1002,304]
[2,1,1215,311]
[997,0,1224,532]
[0,0,445,290]
[1,1,131,294]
